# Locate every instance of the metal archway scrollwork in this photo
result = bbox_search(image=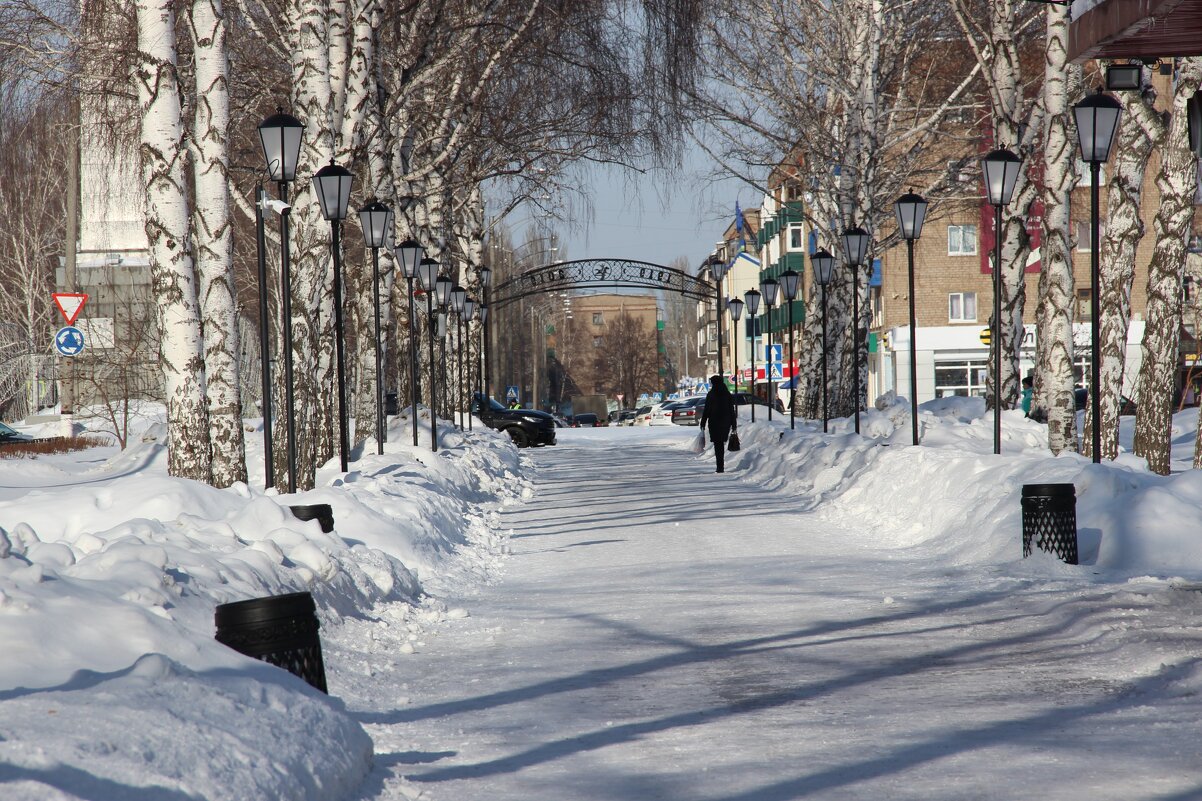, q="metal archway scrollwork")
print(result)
[490,259,712,307]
